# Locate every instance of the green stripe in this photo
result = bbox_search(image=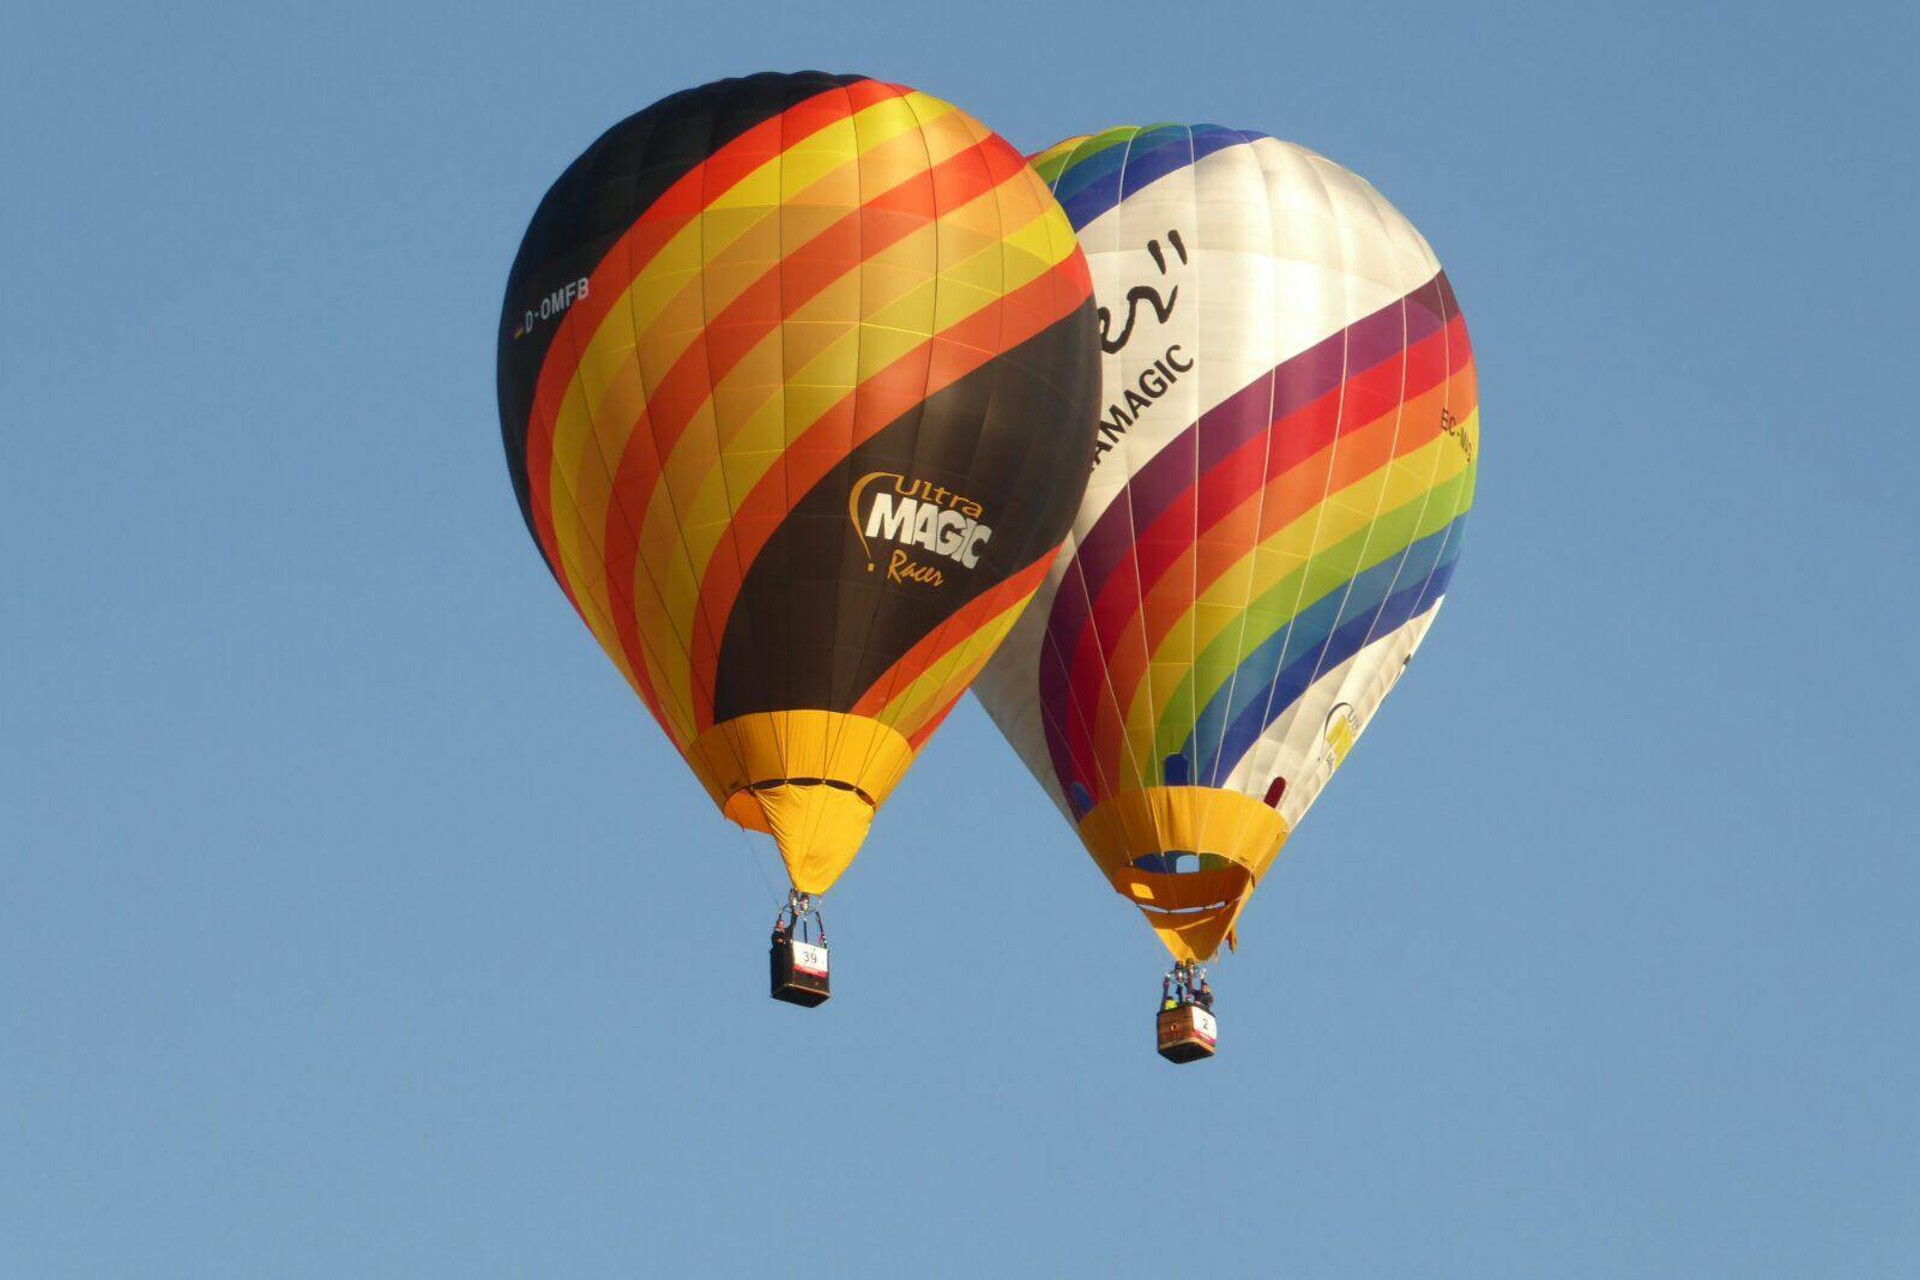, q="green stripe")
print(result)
[1143,465,1475,771]
[1035,125,1140,184]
